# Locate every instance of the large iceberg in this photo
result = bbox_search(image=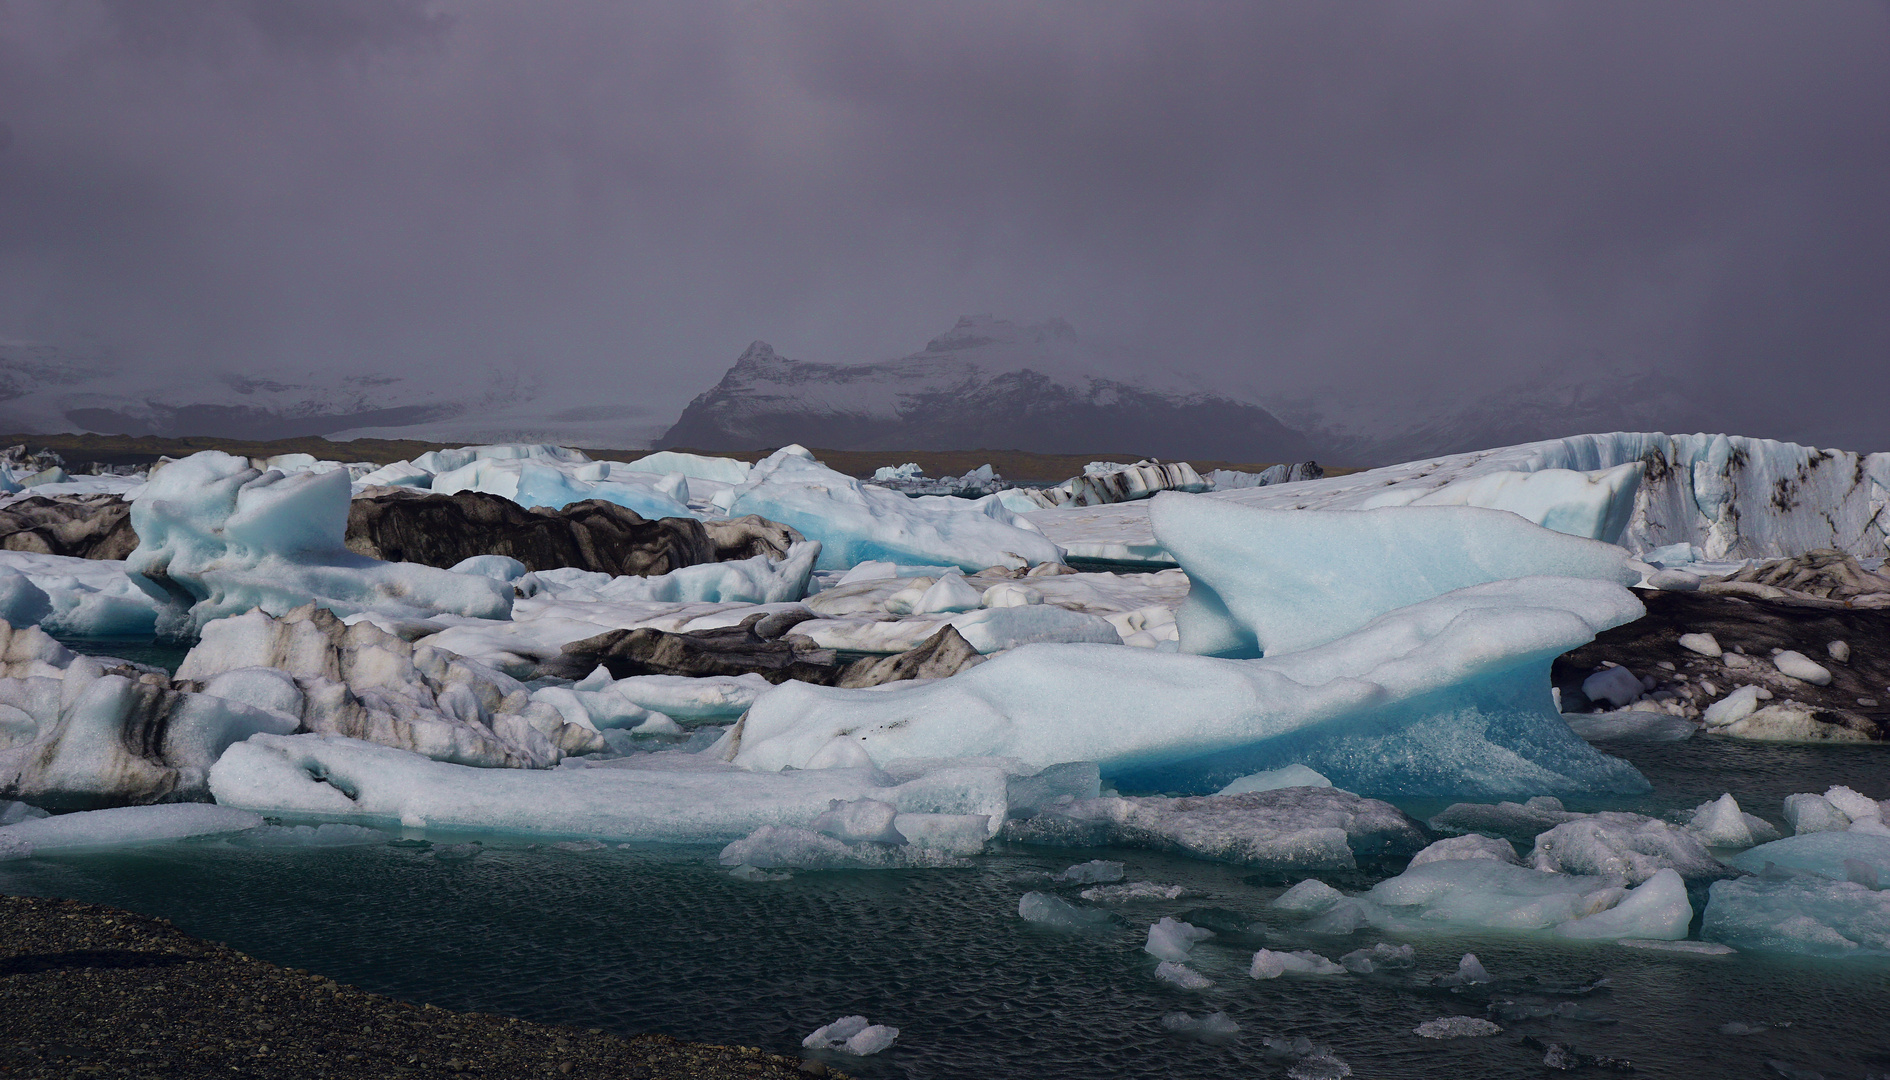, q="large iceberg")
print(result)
[724,575,1649,798]
[1148,496,1638,657]
[1026,432,1890,566]
[126,452,513,634]
[721,447,1064,572]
